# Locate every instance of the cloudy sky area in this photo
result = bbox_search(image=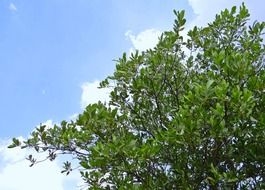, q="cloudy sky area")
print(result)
[0,0,264,189]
